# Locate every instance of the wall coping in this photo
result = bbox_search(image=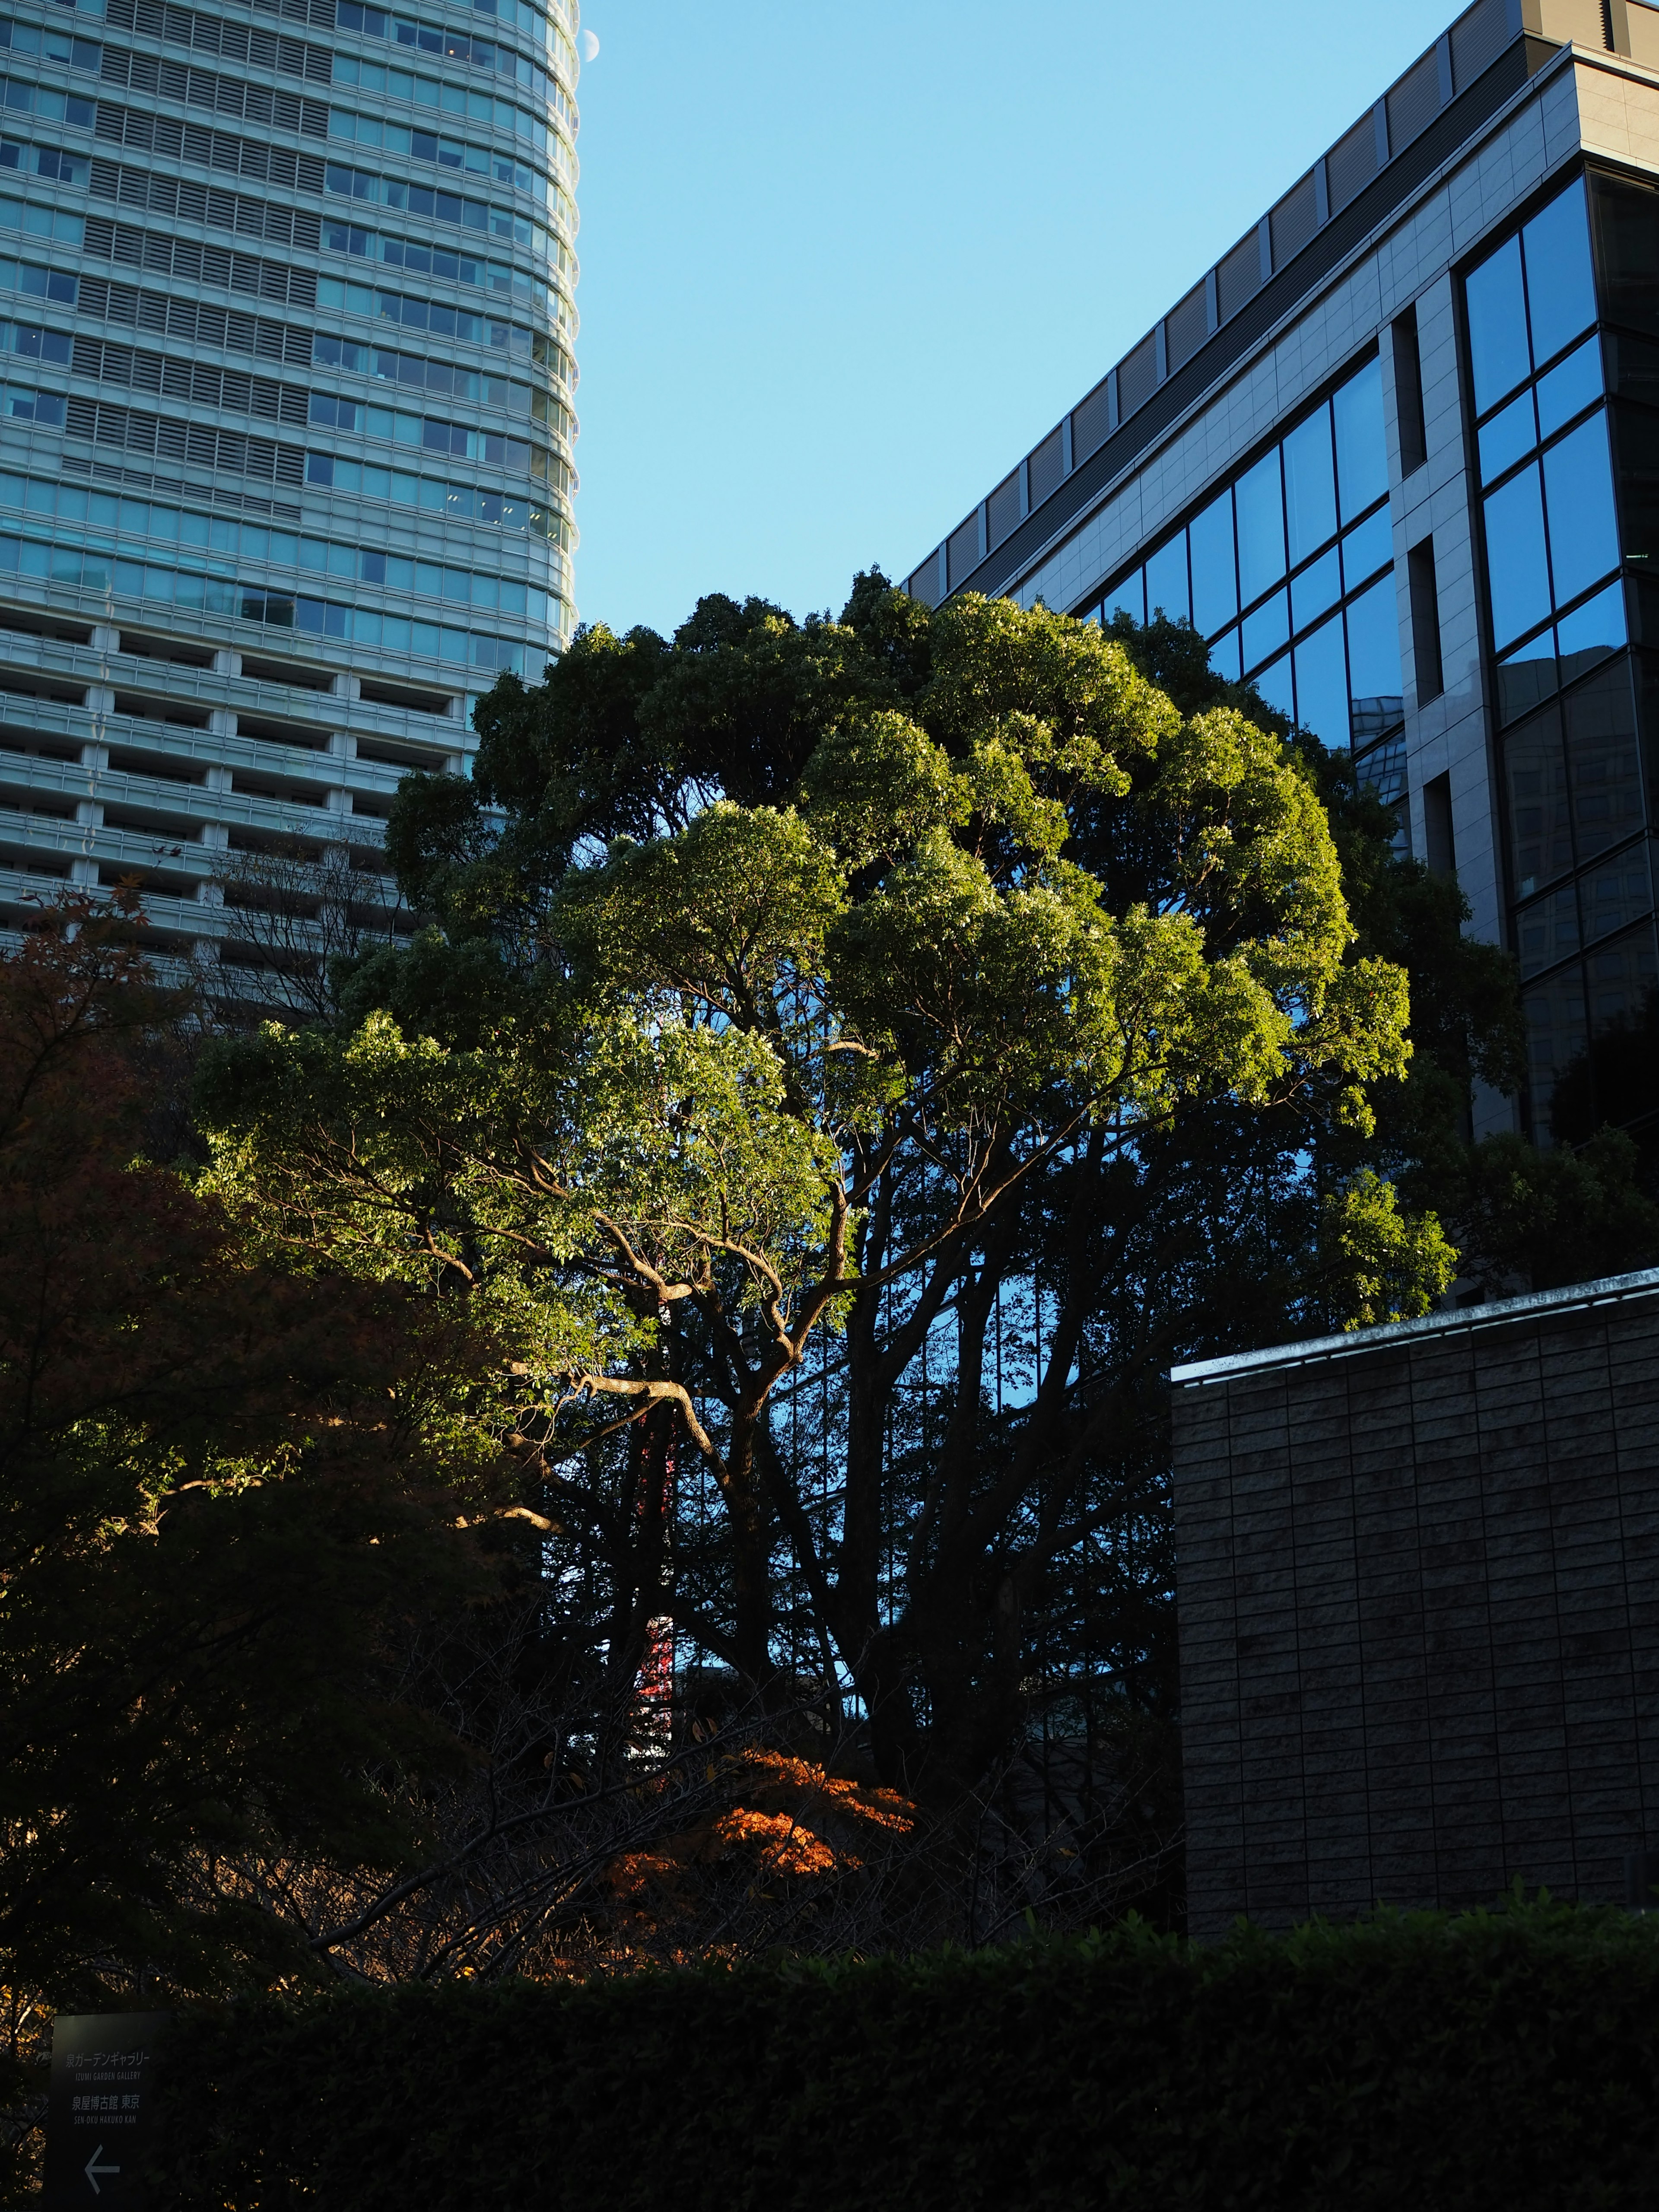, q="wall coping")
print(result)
[1170,1267,1659,1386]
